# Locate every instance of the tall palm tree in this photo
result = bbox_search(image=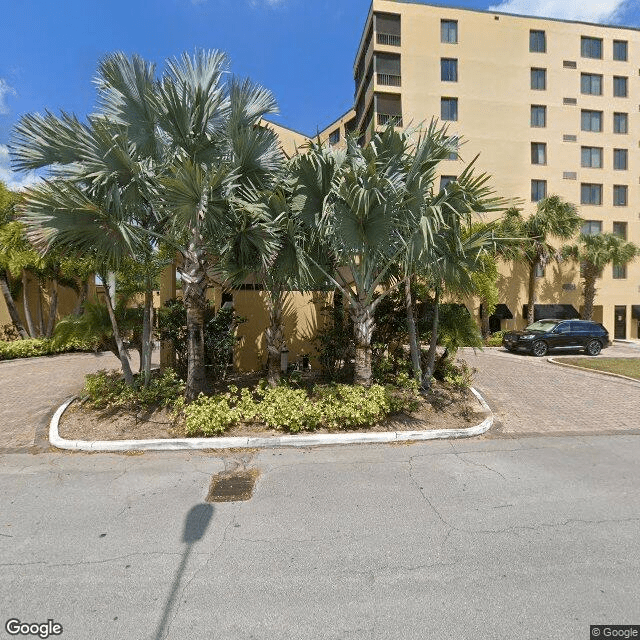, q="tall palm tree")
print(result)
[293,124,504,386]
[563,233,639,320]
[503,196,582,325]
